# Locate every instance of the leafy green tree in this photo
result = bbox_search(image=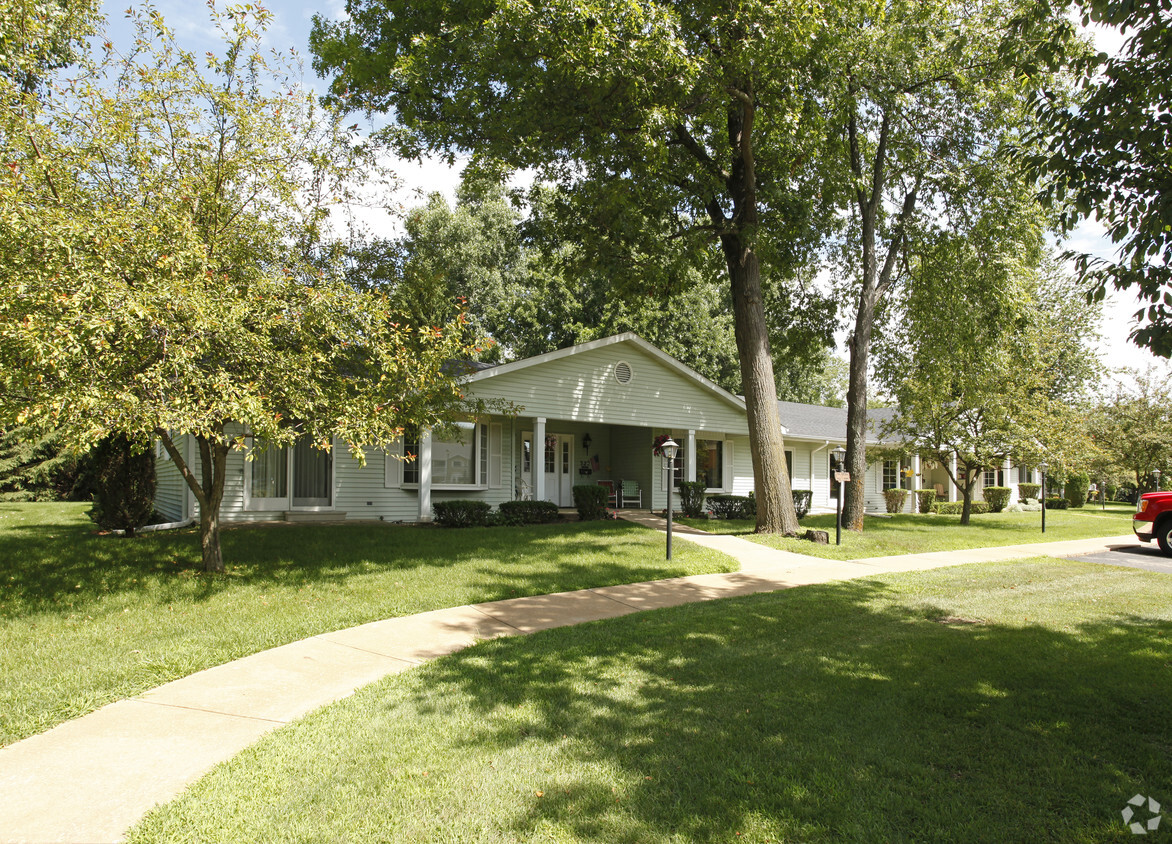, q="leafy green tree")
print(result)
[0,0,101,96]
[826,0,1076,530]
[875,188,1099,524]
[310,0,840,533]
[0,6,475,571]
[1088,368,1172,494]
[1028,0,1172,357]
